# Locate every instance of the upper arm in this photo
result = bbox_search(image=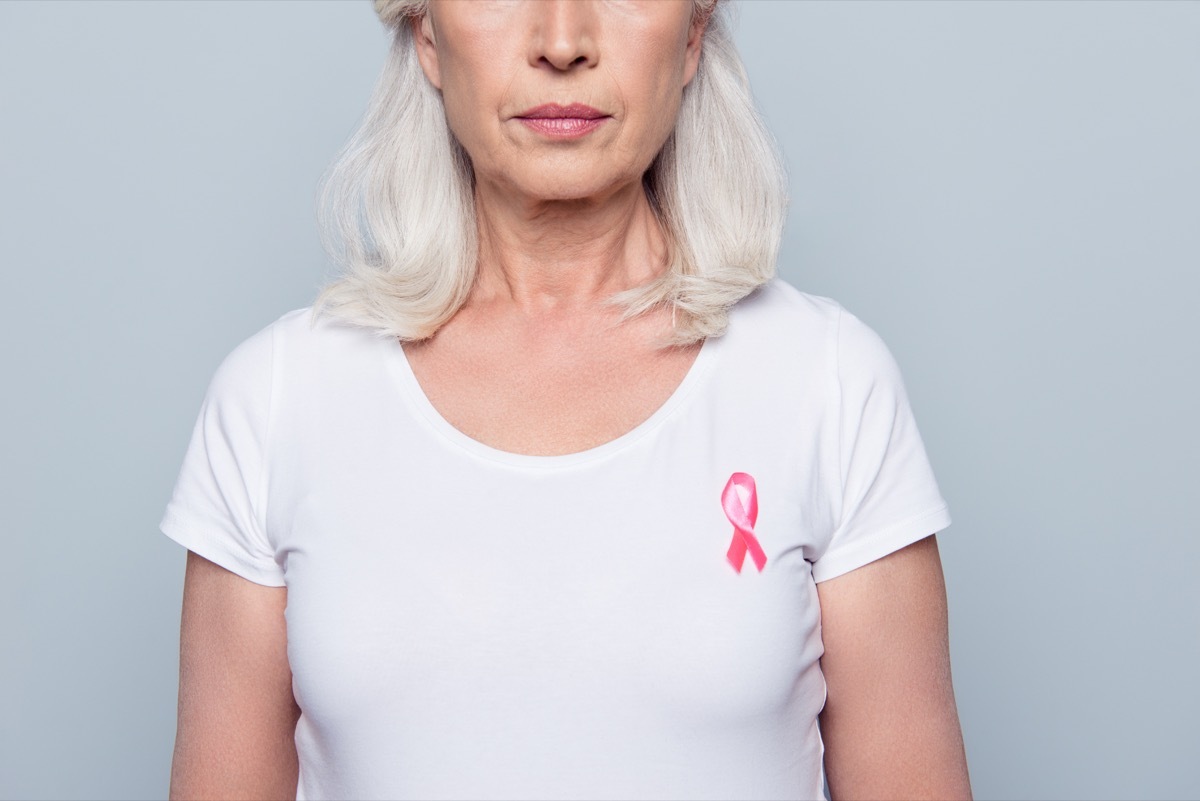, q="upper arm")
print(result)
[815,534,972,800]
[171,550,300,801]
